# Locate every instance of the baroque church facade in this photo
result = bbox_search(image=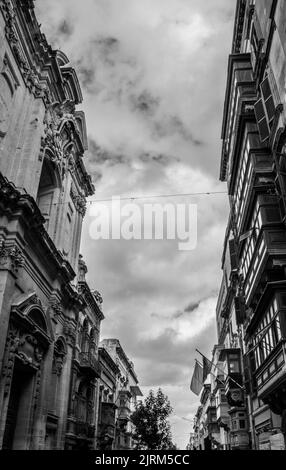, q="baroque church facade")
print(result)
[0,0,105,450]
